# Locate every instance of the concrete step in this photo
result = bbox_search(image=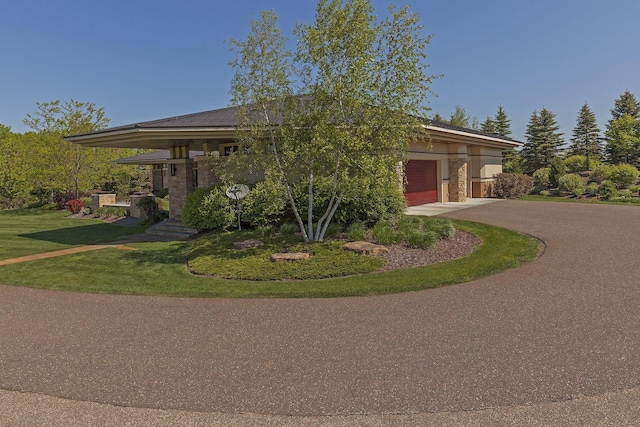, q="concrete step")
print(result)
[145,219,198,240]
